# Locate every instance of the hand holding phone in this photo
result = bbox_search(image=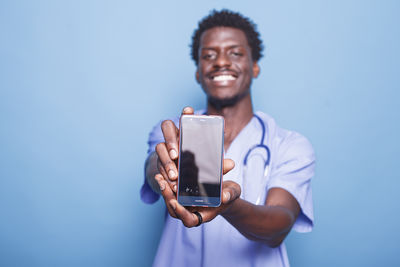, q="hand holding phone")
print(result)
[154,107,240,227]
